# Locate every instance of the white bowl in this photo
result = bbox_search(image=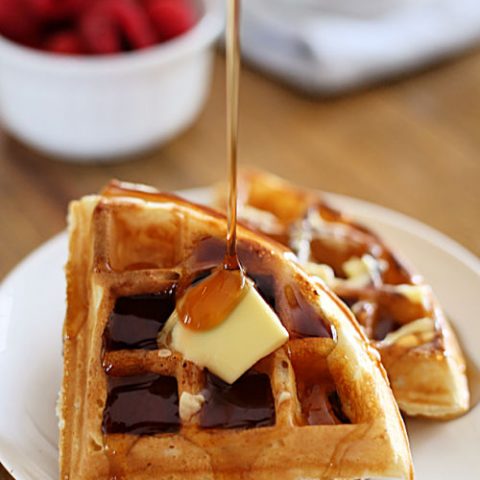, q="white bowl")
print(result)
[0,0,223,162]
